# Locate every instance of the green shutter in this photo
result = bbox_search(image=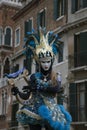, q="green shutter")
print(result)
[74,34,78,67]
[61,0,64,15]
[83,0,87,8]
[80,32,87,65]
[85,82,87,120]
[69,83,77,121]
[64,0,67,15]
[71,0,77,13]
